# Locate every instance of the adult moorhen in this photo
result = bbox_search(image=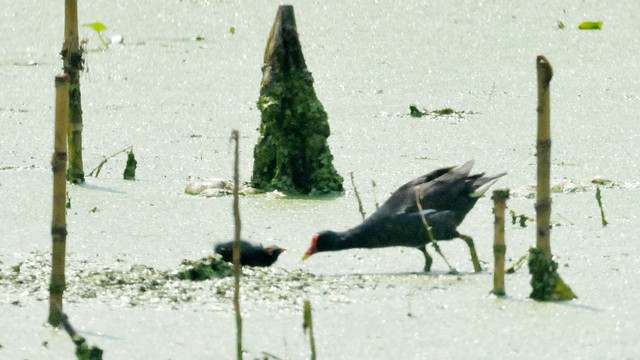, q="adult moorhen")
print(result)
[215,240,285,267]
[302,160,506,272]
